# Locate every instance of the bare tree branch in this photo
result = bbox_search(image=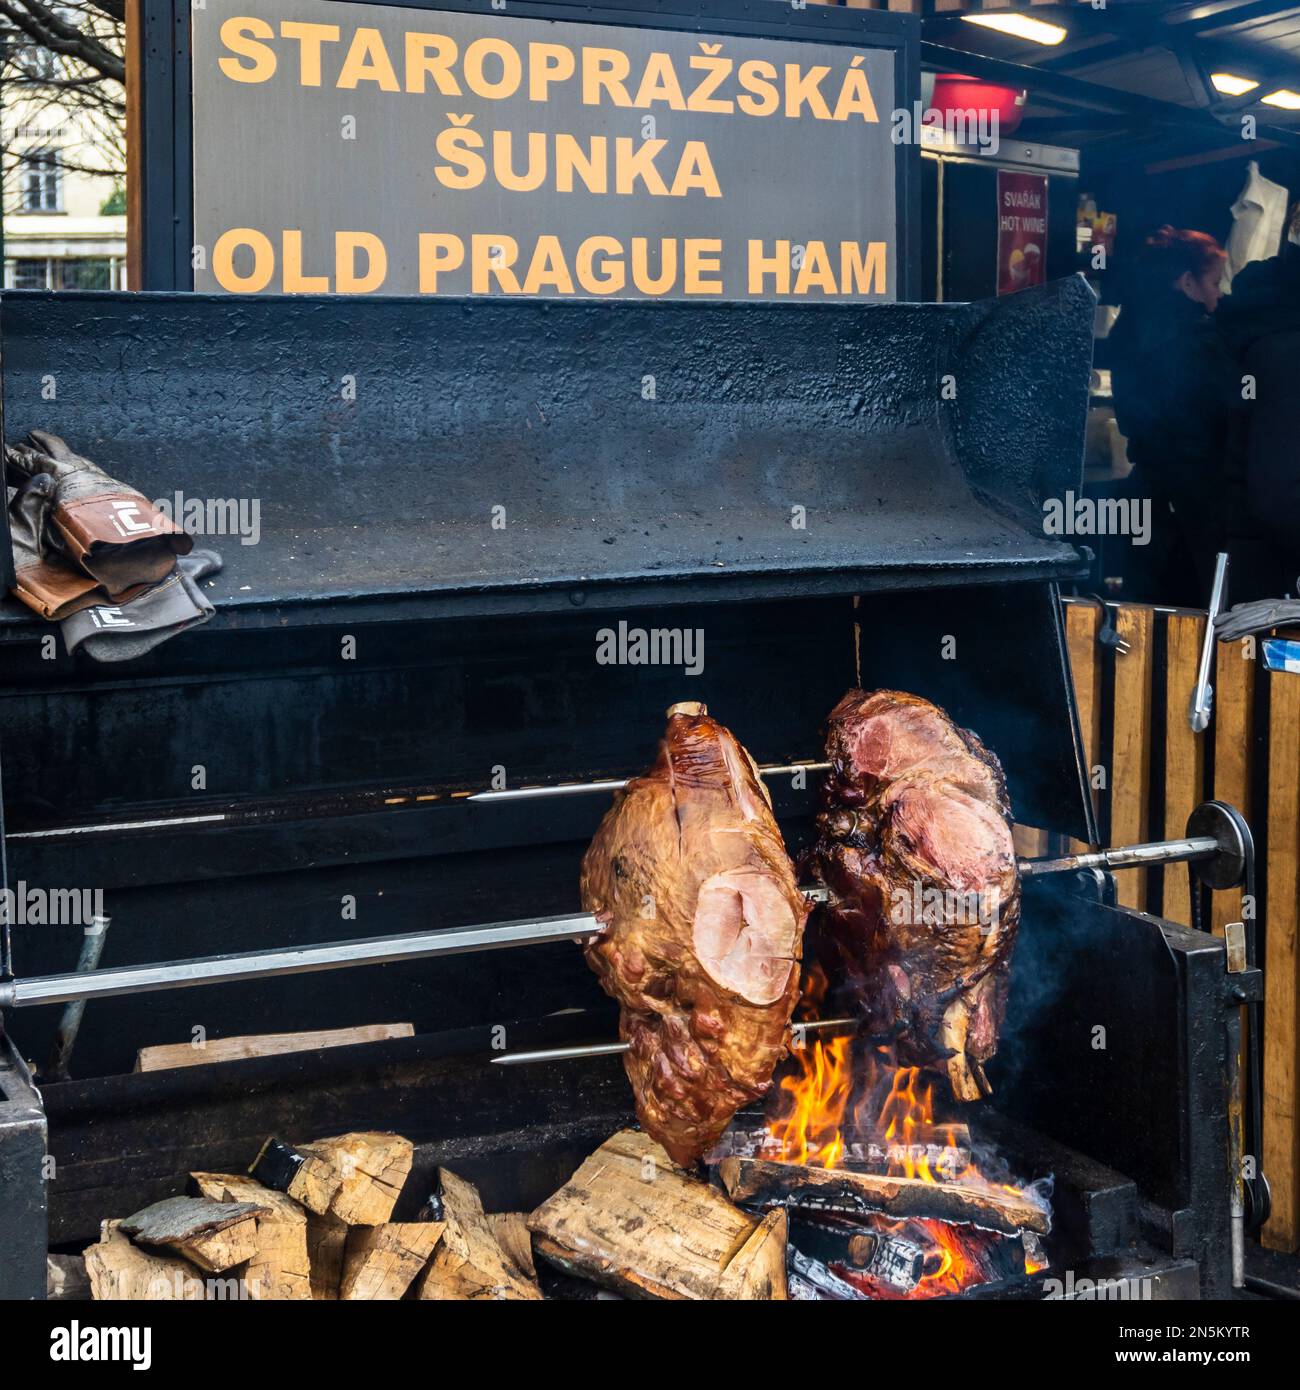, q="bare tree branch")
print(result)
[0,0,124,84]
